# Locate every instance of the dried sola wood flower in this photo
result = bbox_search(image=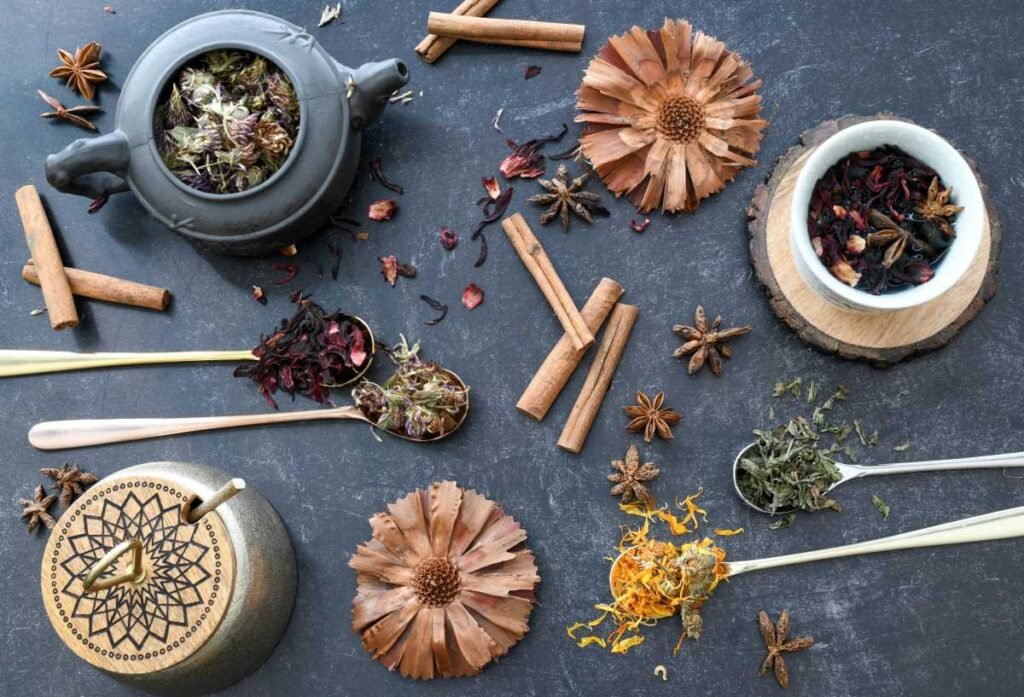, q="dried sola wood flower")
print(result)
[672,305,751,376]
[48,41,107,100]
[576,19,767,213]
[350,481,540,679]
[20,485,57,534]
[623,390,681,442]
[41,463,98,506]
